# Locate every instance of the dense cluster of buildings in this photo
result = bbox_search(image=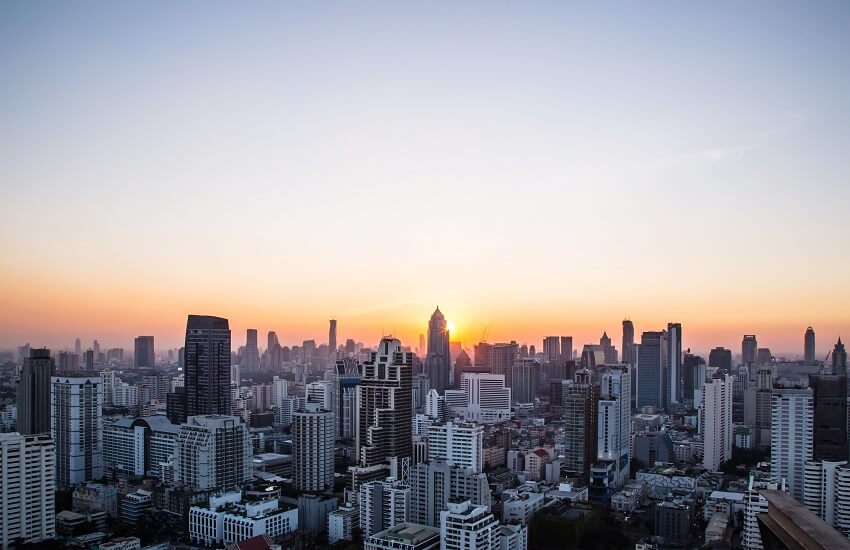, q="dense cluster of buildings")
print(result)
[1,312,849,549]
